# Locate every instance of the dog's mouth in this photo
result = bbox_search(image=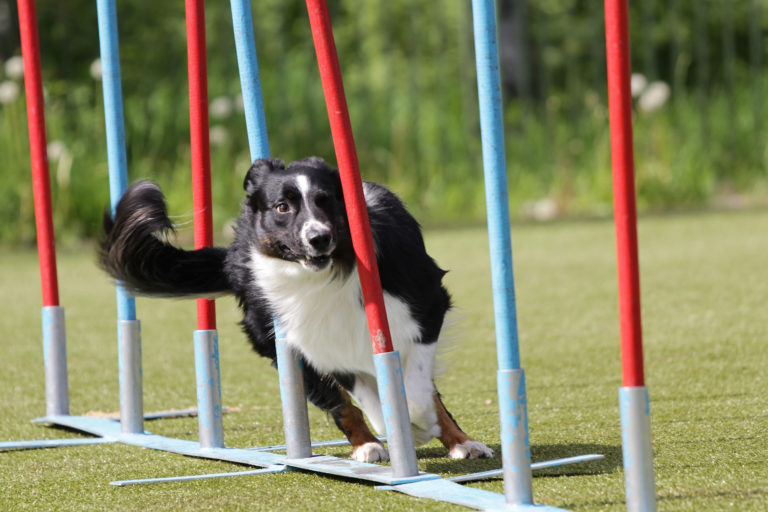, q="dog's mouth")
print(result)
[301,255,332,271]
[270,241,333,272]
